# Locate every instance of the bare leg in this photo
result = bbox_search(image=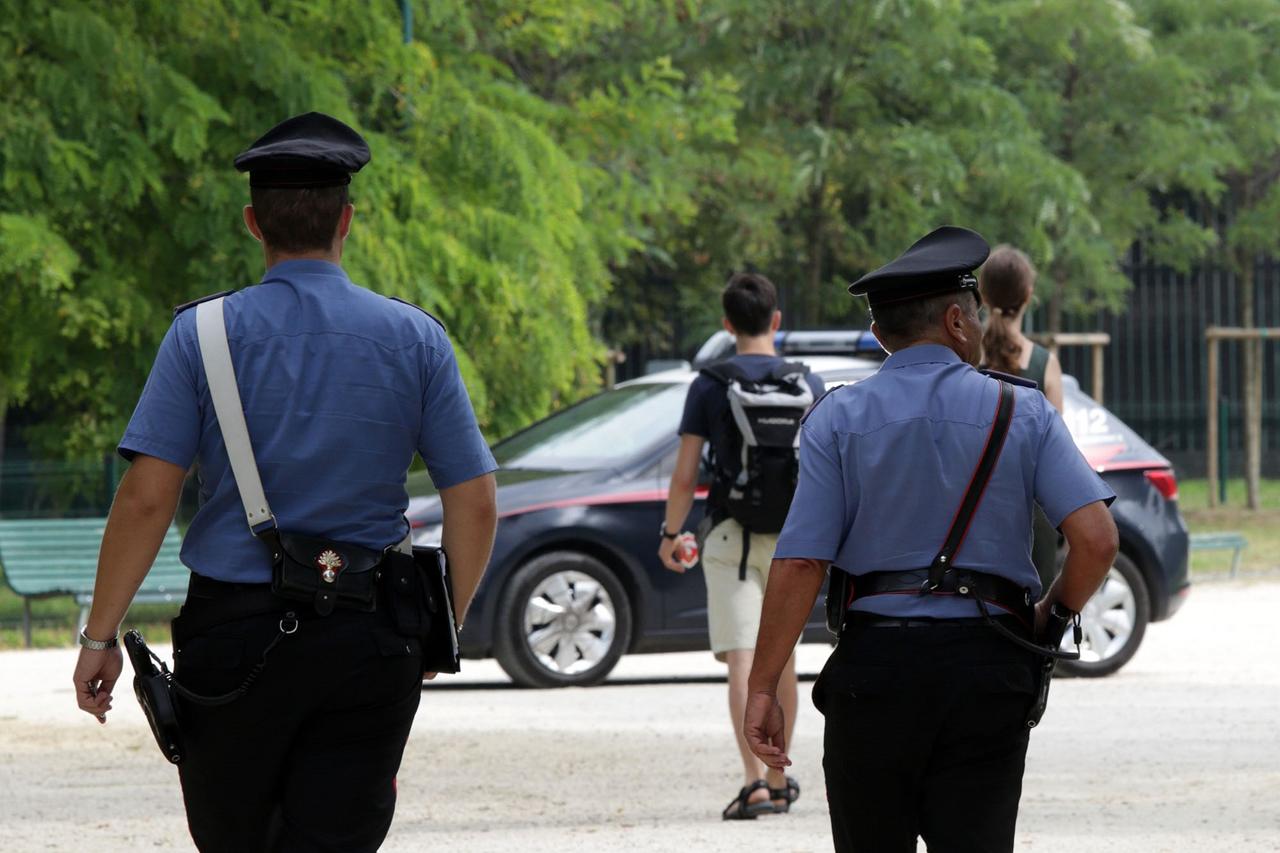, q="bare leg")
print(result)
[725,648,772,806]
